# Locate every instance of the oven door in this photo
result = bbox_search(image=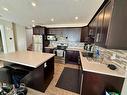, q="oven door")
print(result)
[56,50,64,57]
